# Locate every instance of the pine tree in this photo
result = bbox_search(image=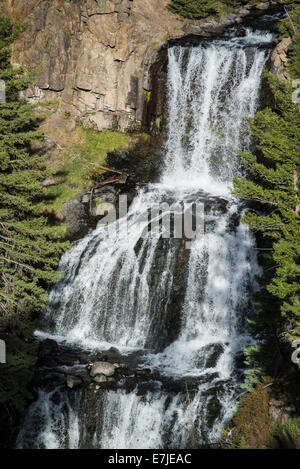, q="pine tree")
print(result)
[0,11,68,445]
[233,72,300,379]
